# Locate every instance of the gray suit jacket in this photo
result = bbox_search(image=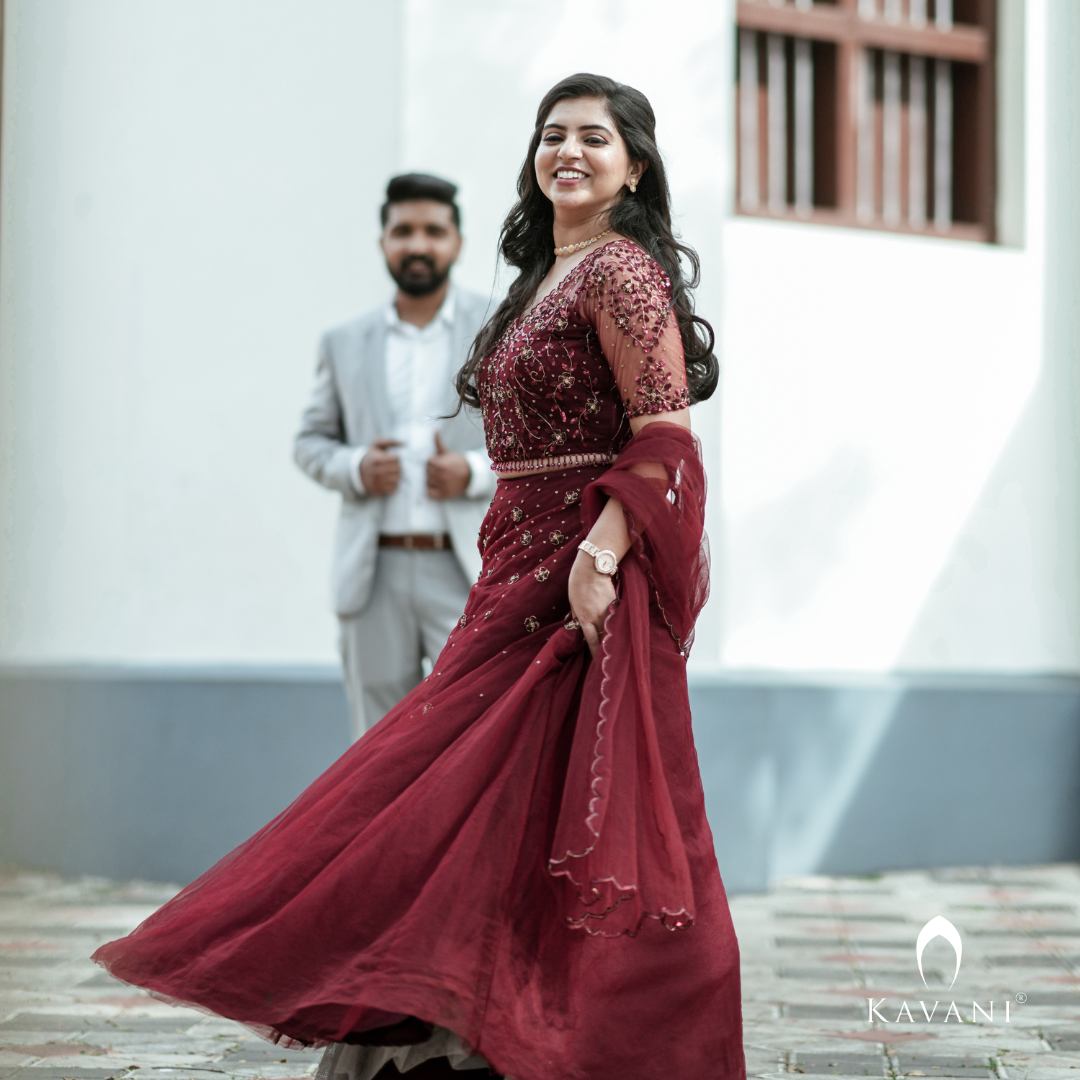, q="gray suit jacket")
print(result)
[295,288,494,617]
